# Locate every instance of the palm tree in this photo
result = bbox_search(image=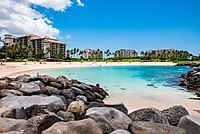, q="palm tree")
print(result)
[66,50,71,58]
[70,49,74,58]
[140,51,144,56]
[46,47,53,58]
[104,49,111,58]
[78,50,83,58]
